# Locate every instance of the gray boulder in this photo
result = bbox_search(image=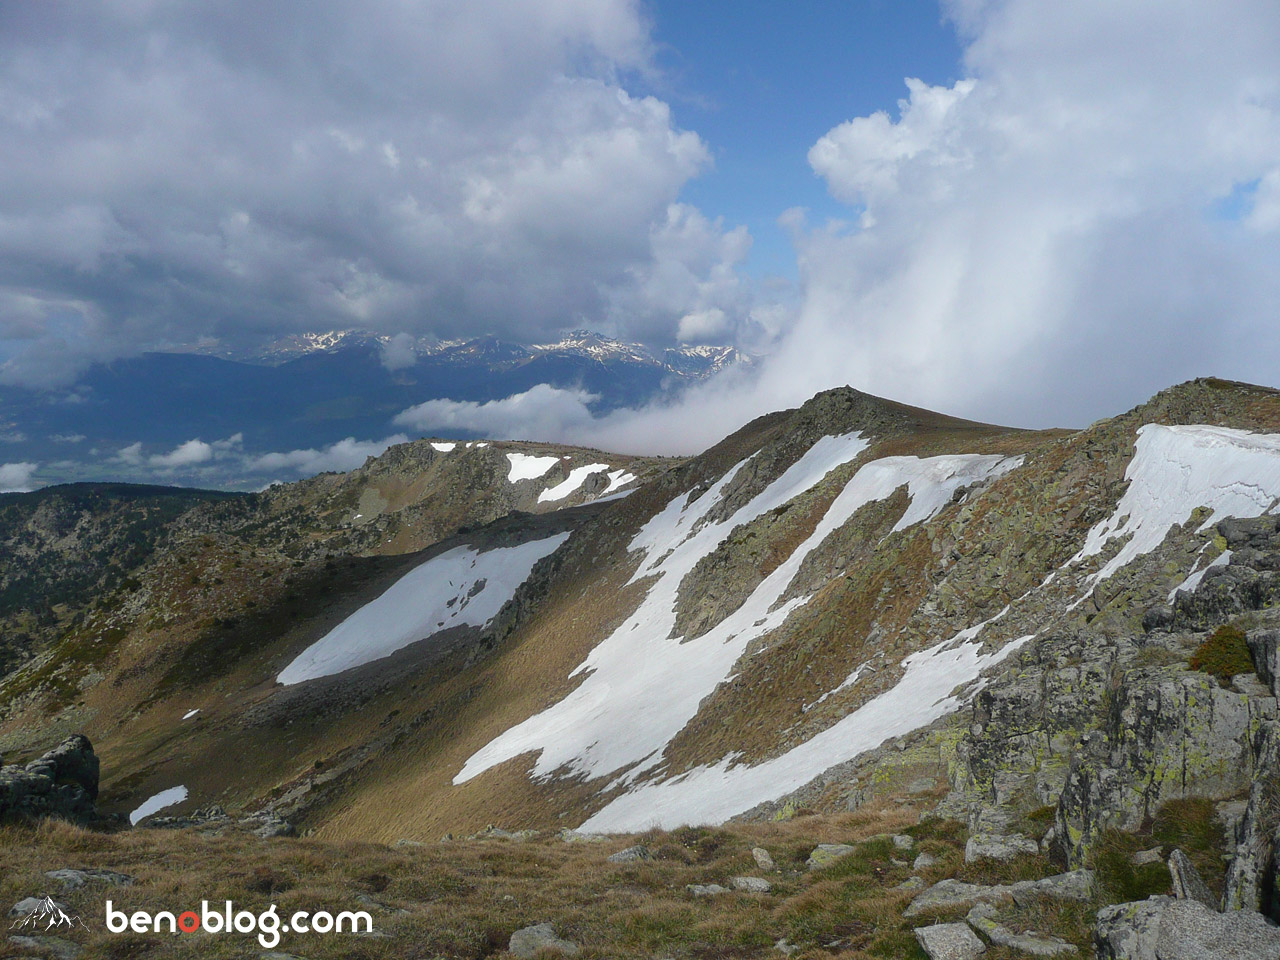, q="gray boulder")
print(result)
[686,883,729,897]
[913,922,986,959]
[1095,896,1280,959]
[806,843,855,869]
[967,904,1077,956]
[1247,628,1279,695]
[752,846,777,871]
[508,923,580,959]
[0,735,101,825]
[45,868,134,889]
[1167,850,1216,909]
[904,871,1094,918]
[731,876,772,893]
[607,844,651,863]
[964,832,1039,863]
[914,851,938,871]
